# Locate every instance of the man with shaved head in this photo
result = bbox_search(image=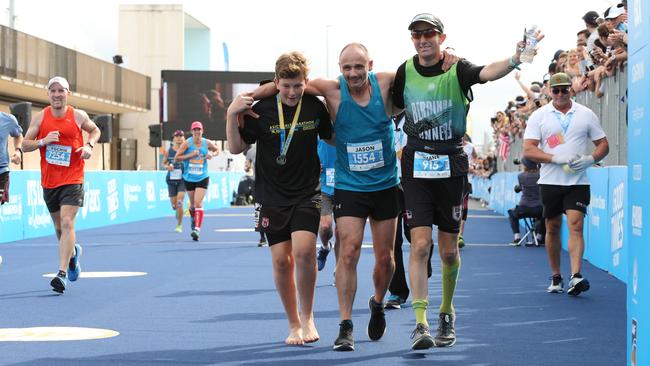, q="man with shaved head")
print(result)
[249,43,458,351]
